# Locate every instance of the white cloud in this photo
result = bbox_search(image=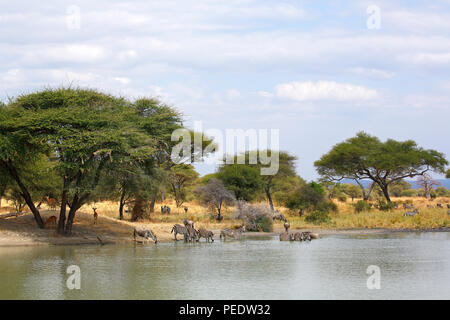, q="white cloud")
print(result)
[349,67,395,79]
[275,81,378,101]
